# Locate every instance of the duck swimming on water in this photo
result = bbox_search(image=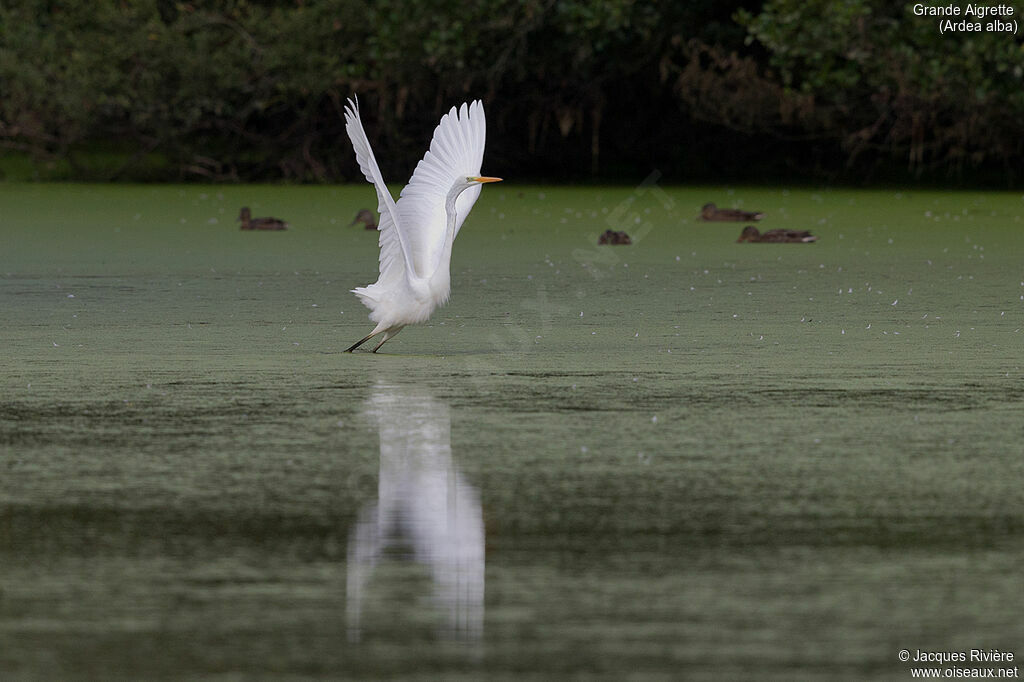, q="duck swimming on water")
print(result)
[238,207,289,231]
[350,208,378,230]
[737,225,817,243]
[701,202,765,222]
[598,229,632,245]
